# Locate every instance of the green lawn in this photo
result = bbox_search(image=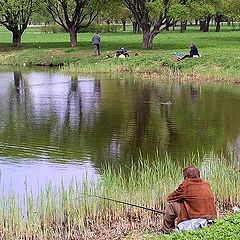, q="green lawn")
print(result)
[0,25,240,80]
